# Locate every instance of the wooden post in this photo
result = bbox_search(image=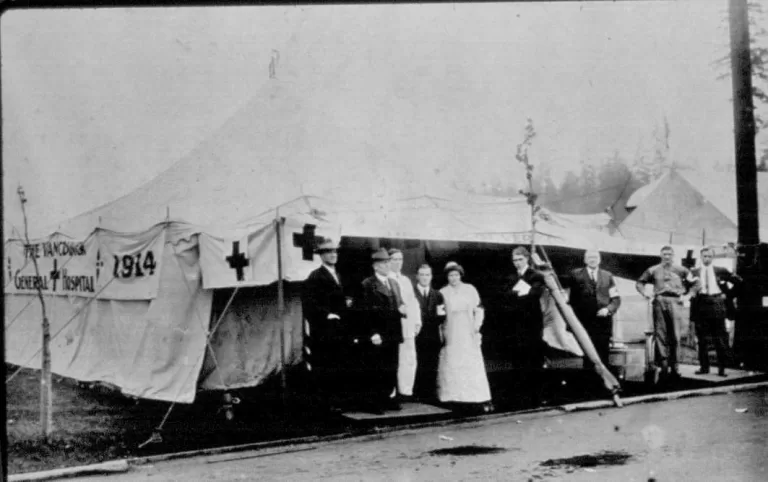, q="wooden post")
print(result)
[541,270,622,406]
[275,214,287,400]
[729,0,763,368]
[17,186,53,439]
